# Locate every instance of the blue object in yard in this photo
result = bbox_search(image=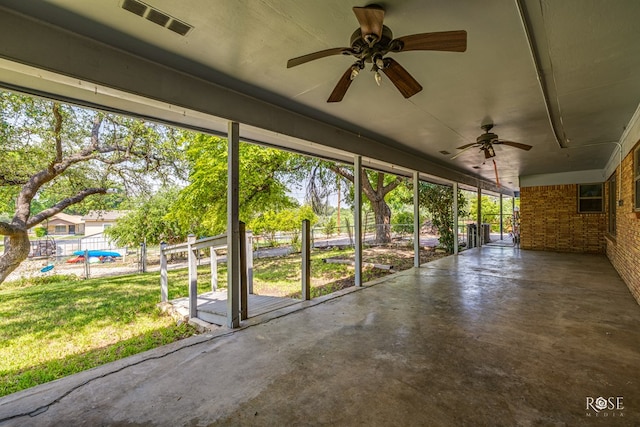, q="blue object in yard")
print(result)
[40,264,54,273]
[72,250,122,257]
